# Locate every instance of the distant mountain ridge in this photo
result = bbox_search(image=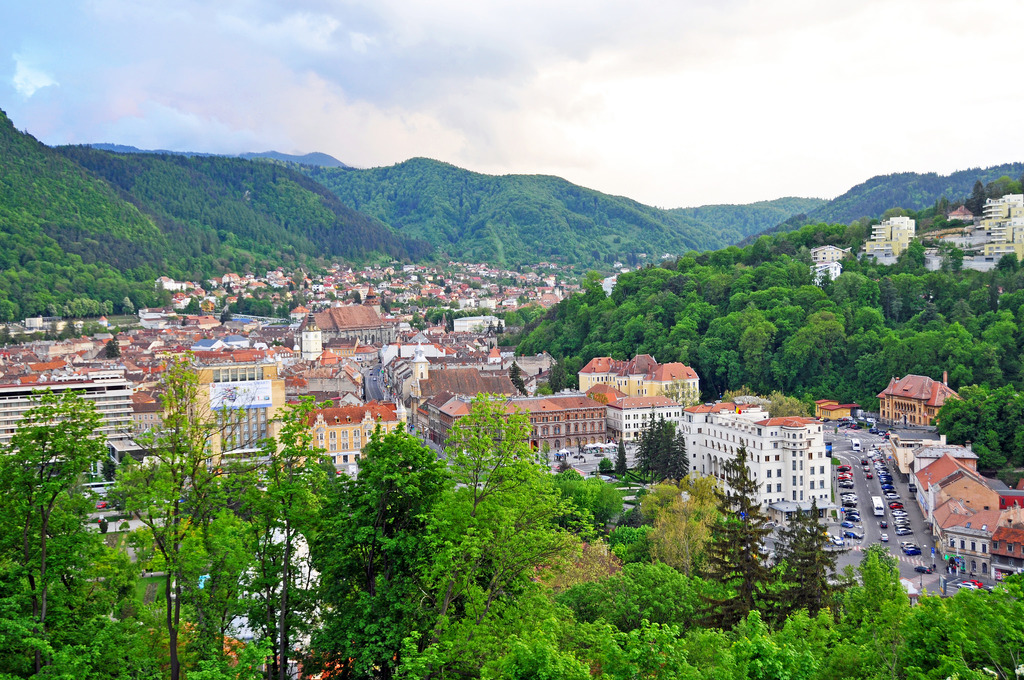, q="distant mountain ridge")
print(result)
[805,163,1024,224]
[303,158,825,268]
[89,143,351,168]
